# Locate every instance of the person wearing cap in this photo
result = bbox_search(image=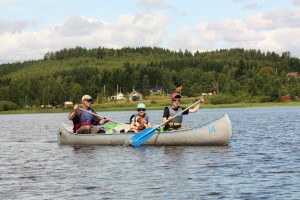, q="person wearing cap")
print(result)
[162,93,204,130]
[130,103,152,132]
[68,95,111,134]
